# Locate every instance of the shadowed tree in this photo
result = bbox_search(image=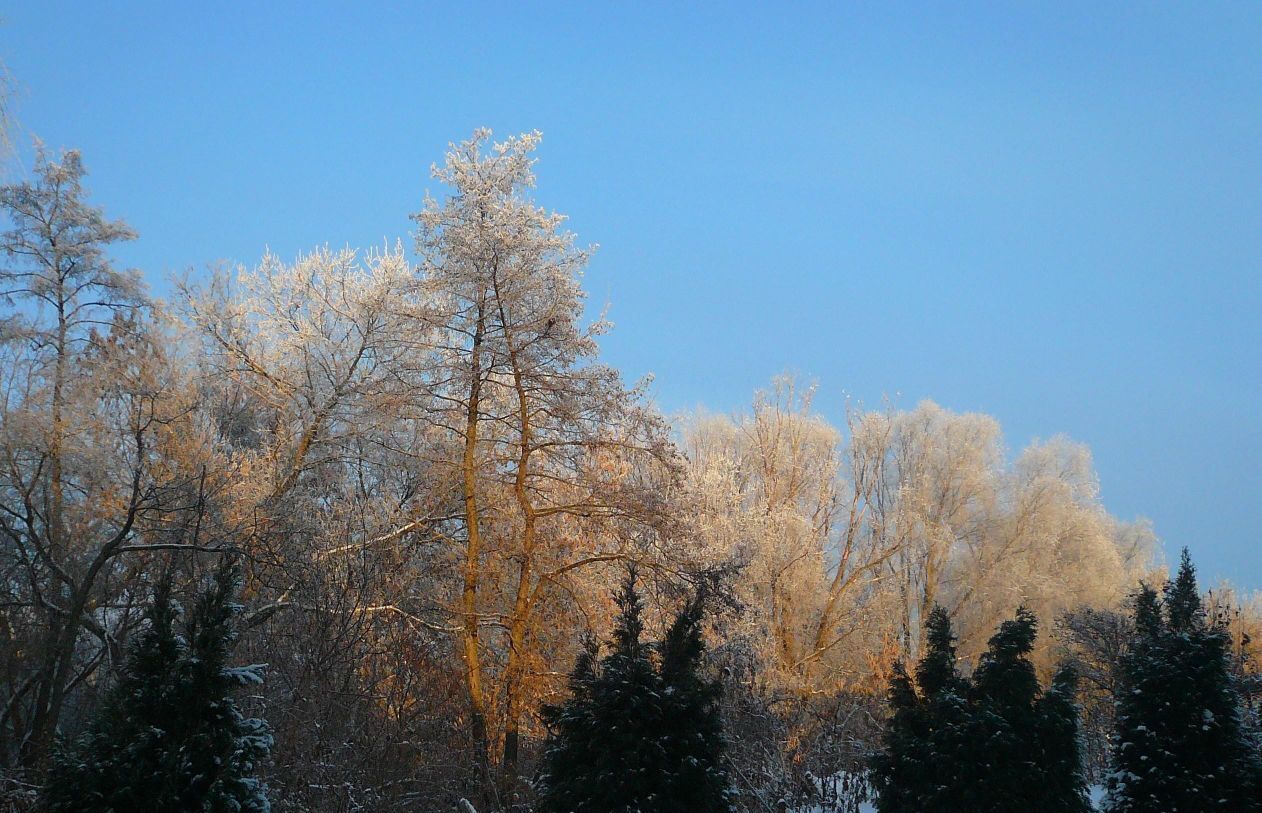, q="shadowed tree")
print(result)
[873,605,1088,813]
[1104,550,1262,812]
[538,569,733,813]
[0,147,192,771]
[42,564,271,812]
